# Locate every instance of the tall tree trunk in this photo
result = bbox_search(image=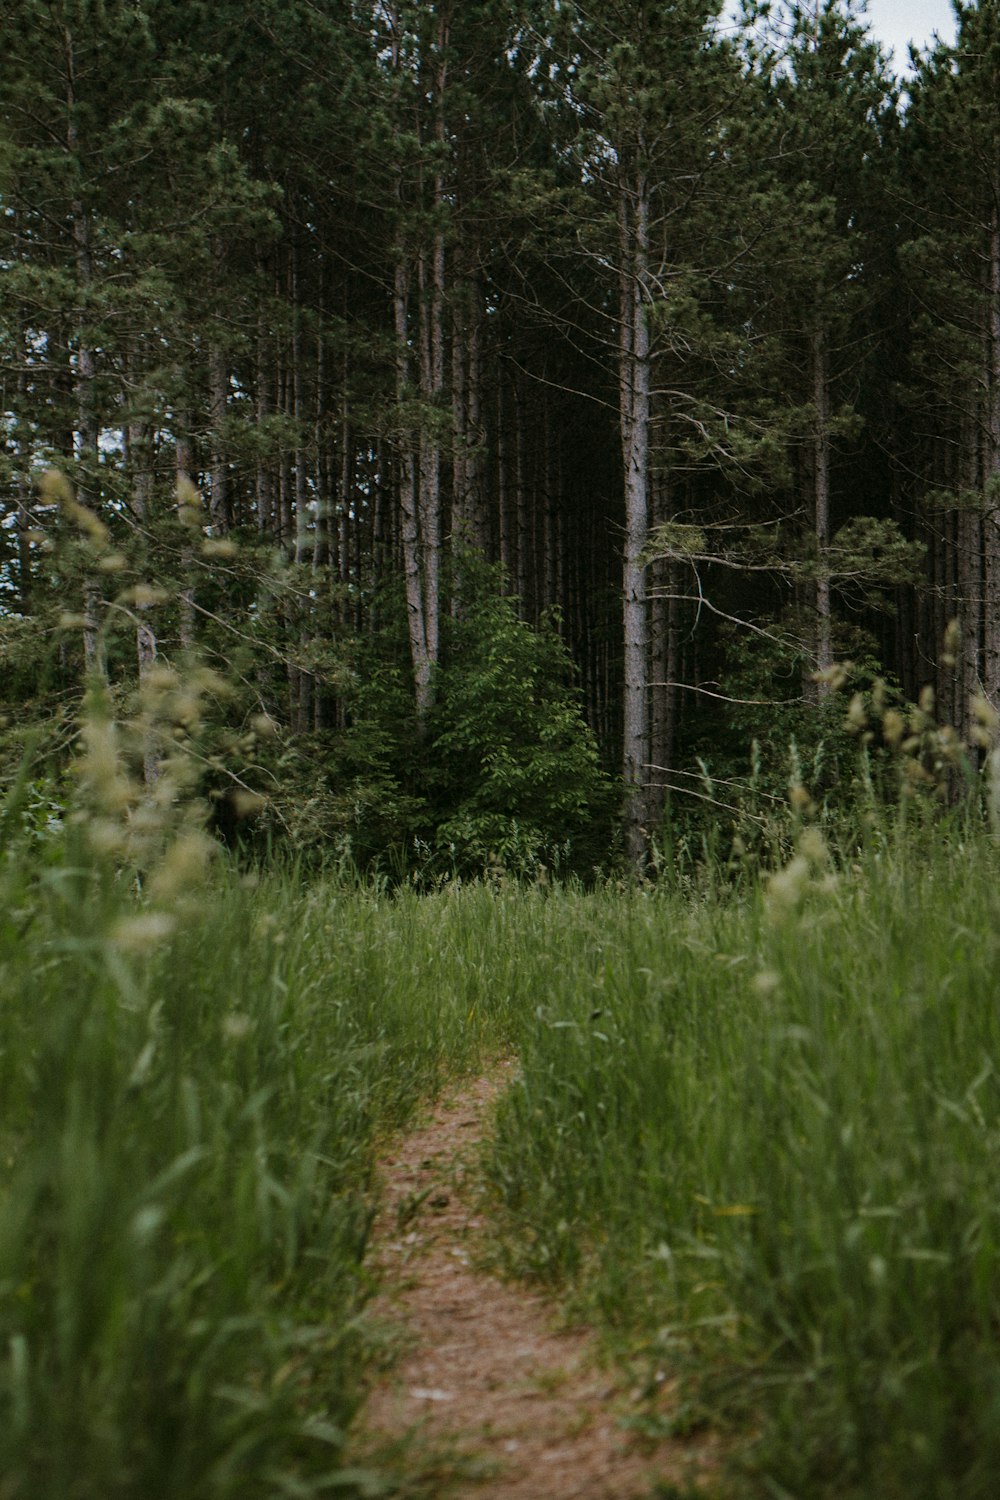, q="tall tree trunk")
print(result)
[339,399,352,617]
[255,270,274,537]
[278,347,294,551]
[292,244,311,567]
[514,376,530,615]
[543,396,557,615]
[176,420,197,652]
[466,276,486,551]
[313,314,331,571]
[417,215,445,670]
[982,205,1000,708]
[208,342,230,535]
[450,271,487,555]
[452,272,470,546]
[389,0,444,726]
[648,476,676,826]
[497,383,511,578]
[620,170,652,870]
[15,367,32,611]
[65,26,102,675]
[958,407,982,743]
[395,256,432,720]
[127,413,159,785]
[812,329,833,692]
